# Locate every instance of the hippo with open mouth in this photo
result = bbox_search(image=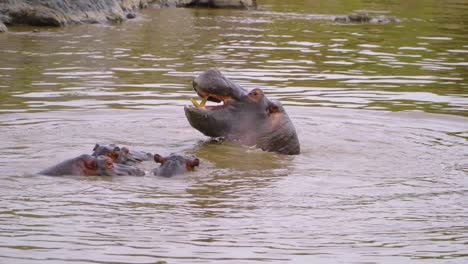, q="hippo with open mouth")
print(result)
[184,68,300,155]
